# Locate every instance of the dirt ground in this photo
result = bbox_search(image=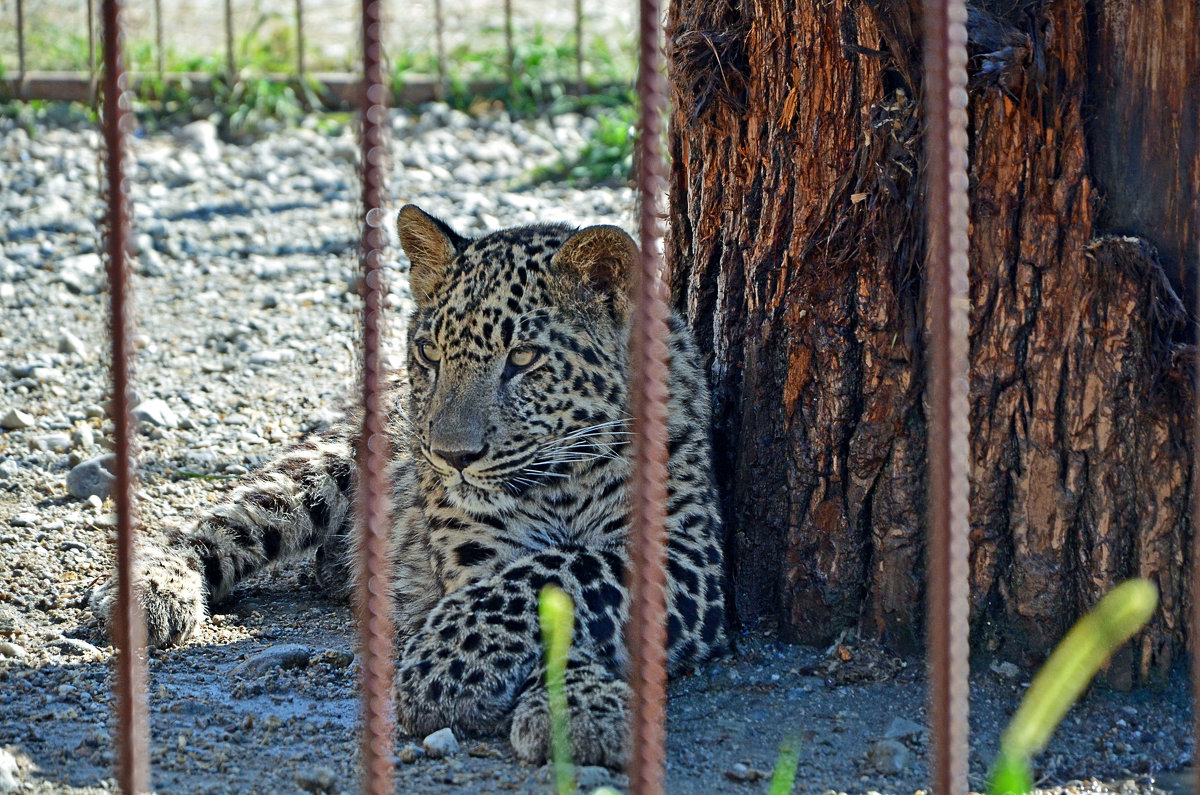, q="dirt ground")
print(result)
[0,569,1194,794]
